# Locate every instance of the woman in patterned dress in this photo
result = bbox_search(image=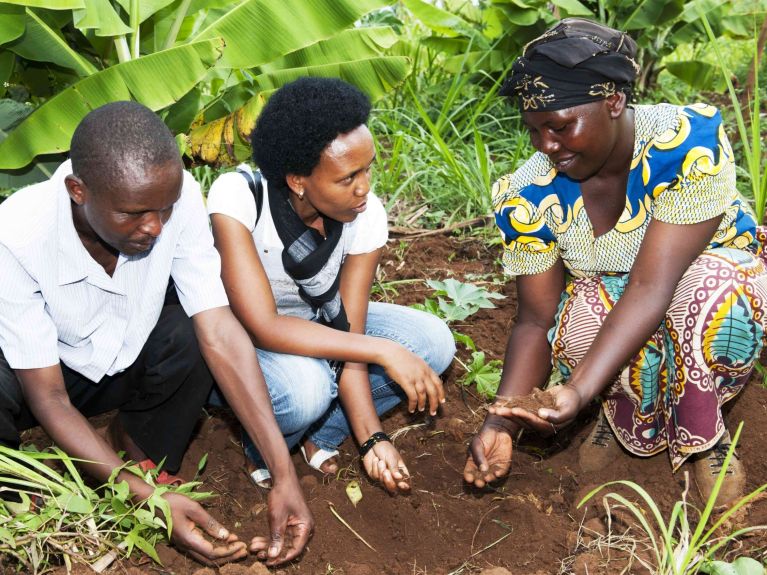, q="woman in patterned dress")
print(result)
[463,18,767,505]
